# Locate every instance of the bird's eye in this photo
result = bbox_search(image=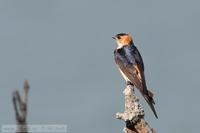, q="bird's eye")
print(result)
[117,36,121,39]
